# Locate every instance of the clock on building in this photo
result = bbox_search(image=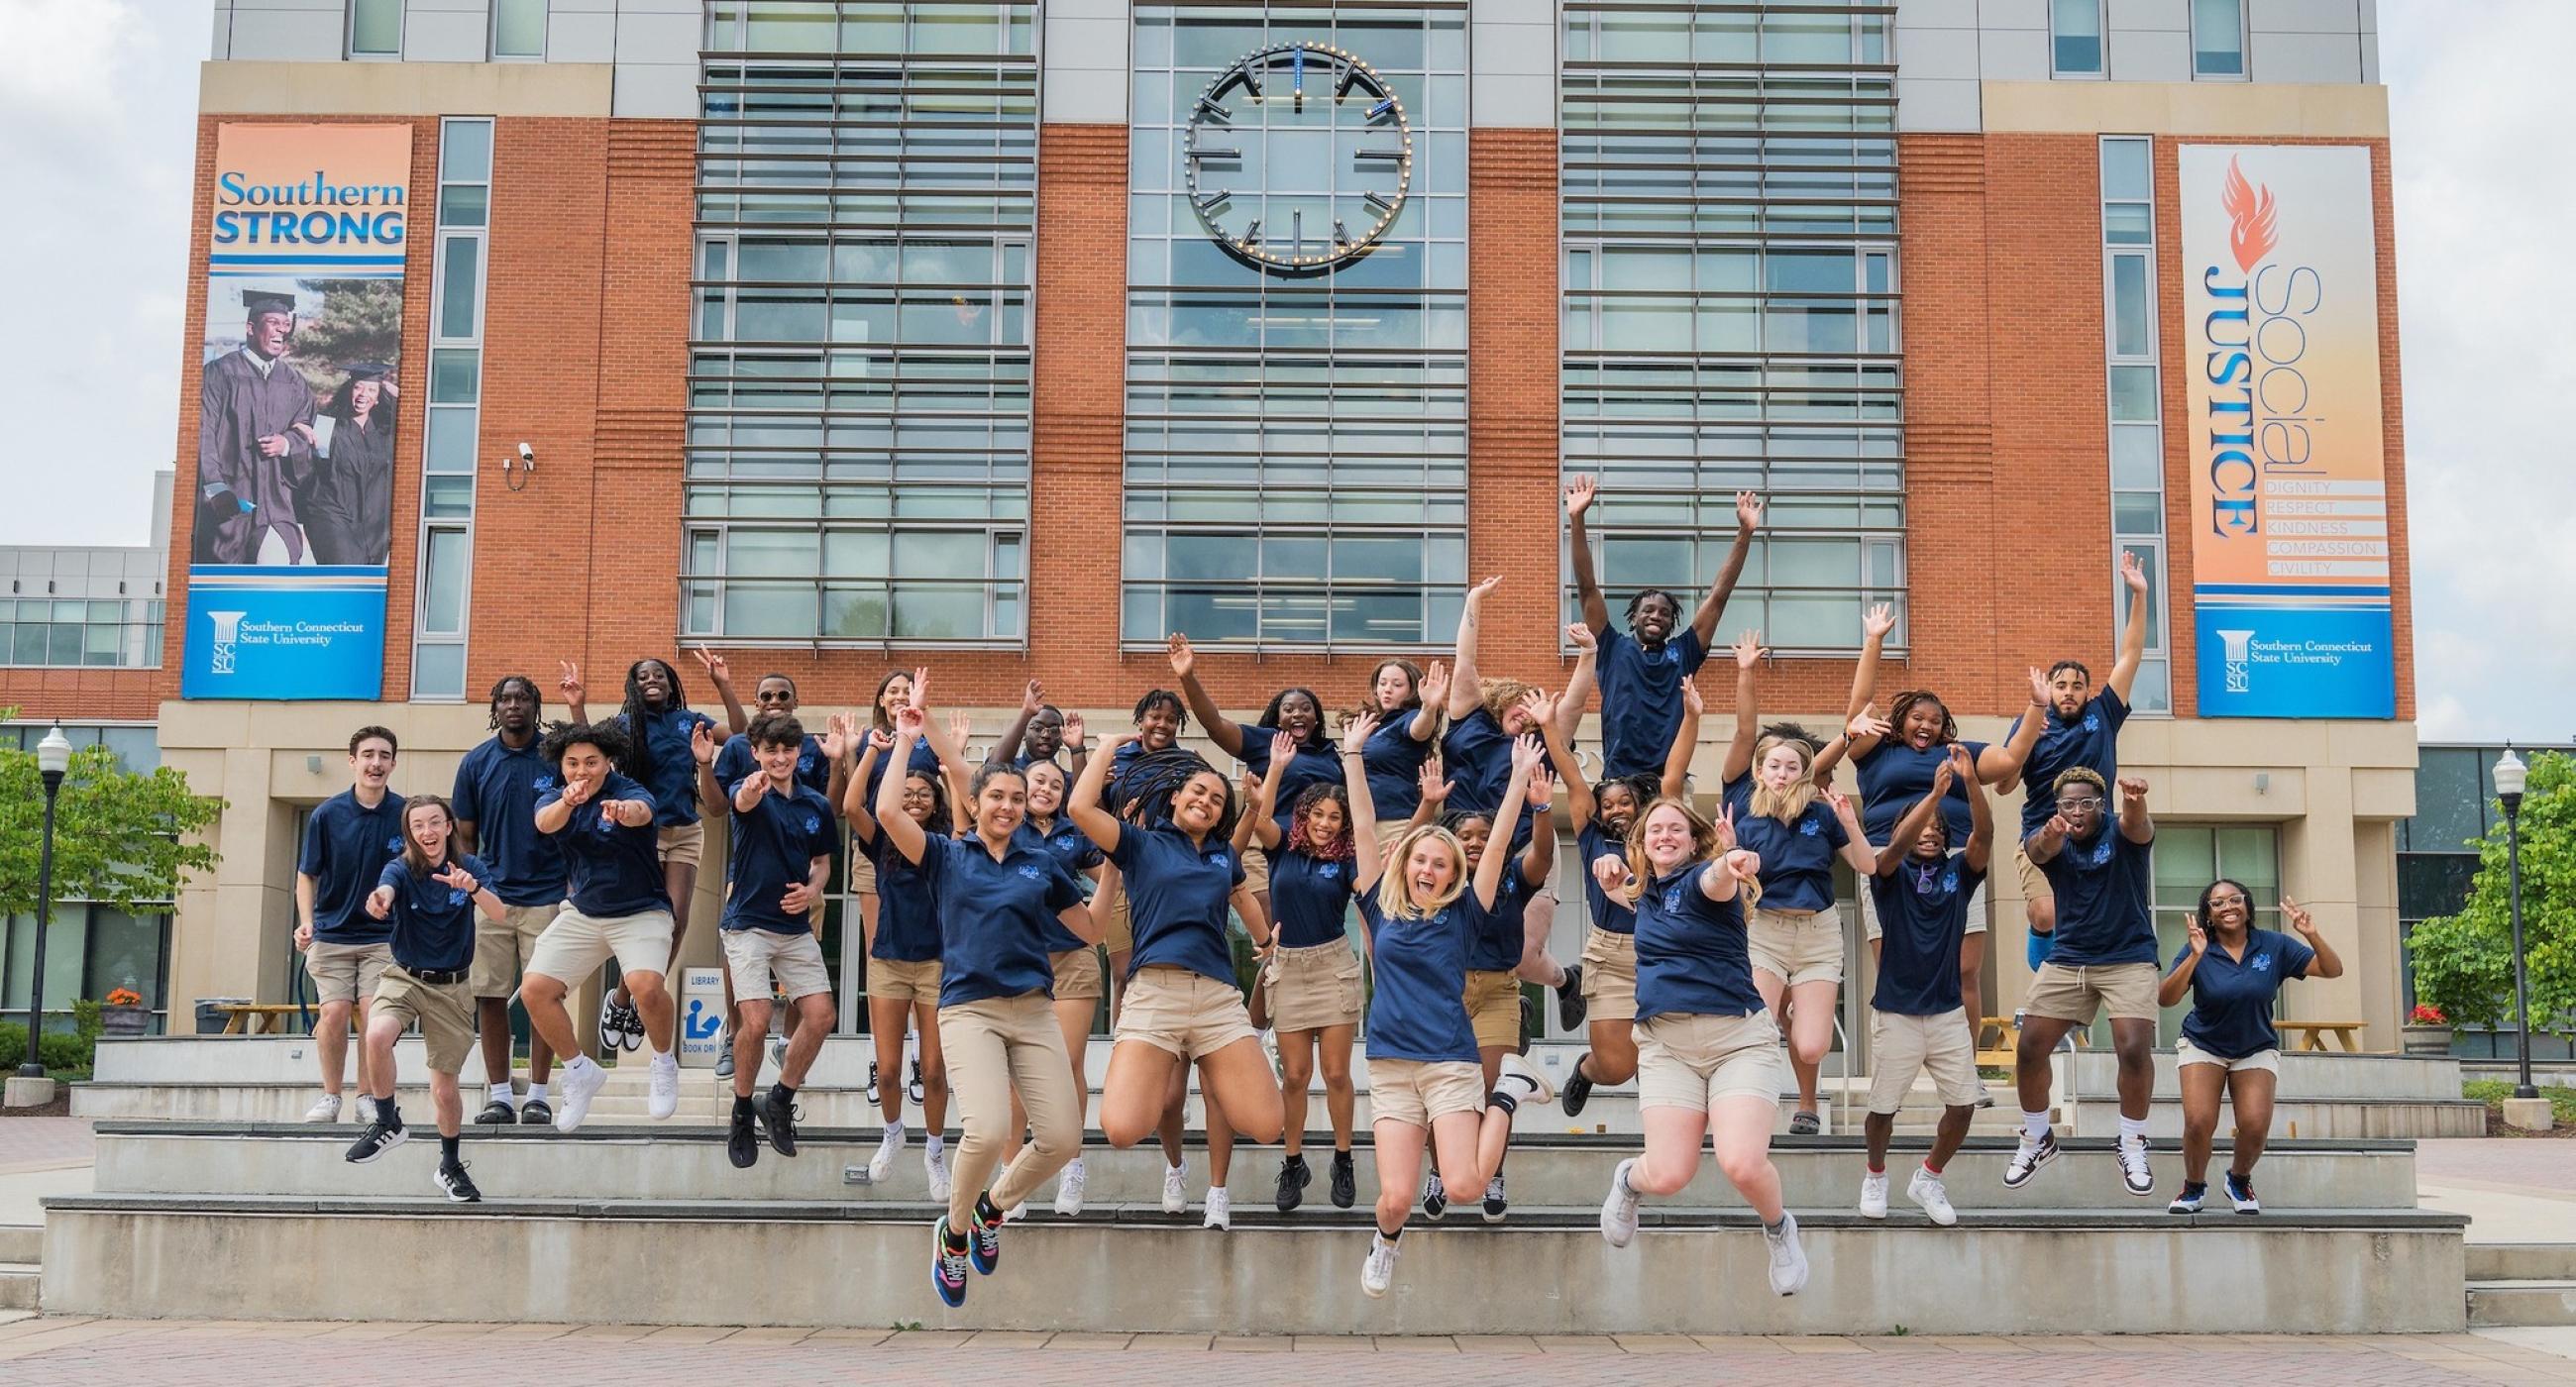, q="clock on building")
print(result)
[1182,42,1413,275]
